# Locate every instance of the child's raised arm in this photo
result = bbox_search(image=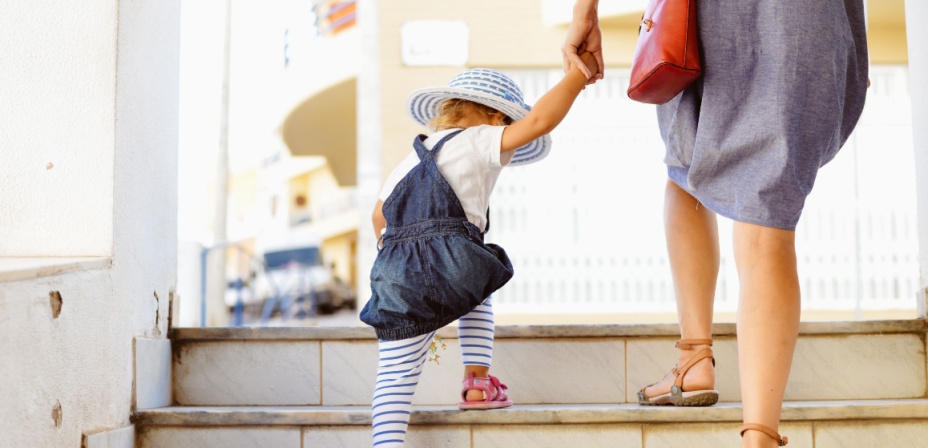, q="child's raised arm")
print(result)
[500,52,598,153]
